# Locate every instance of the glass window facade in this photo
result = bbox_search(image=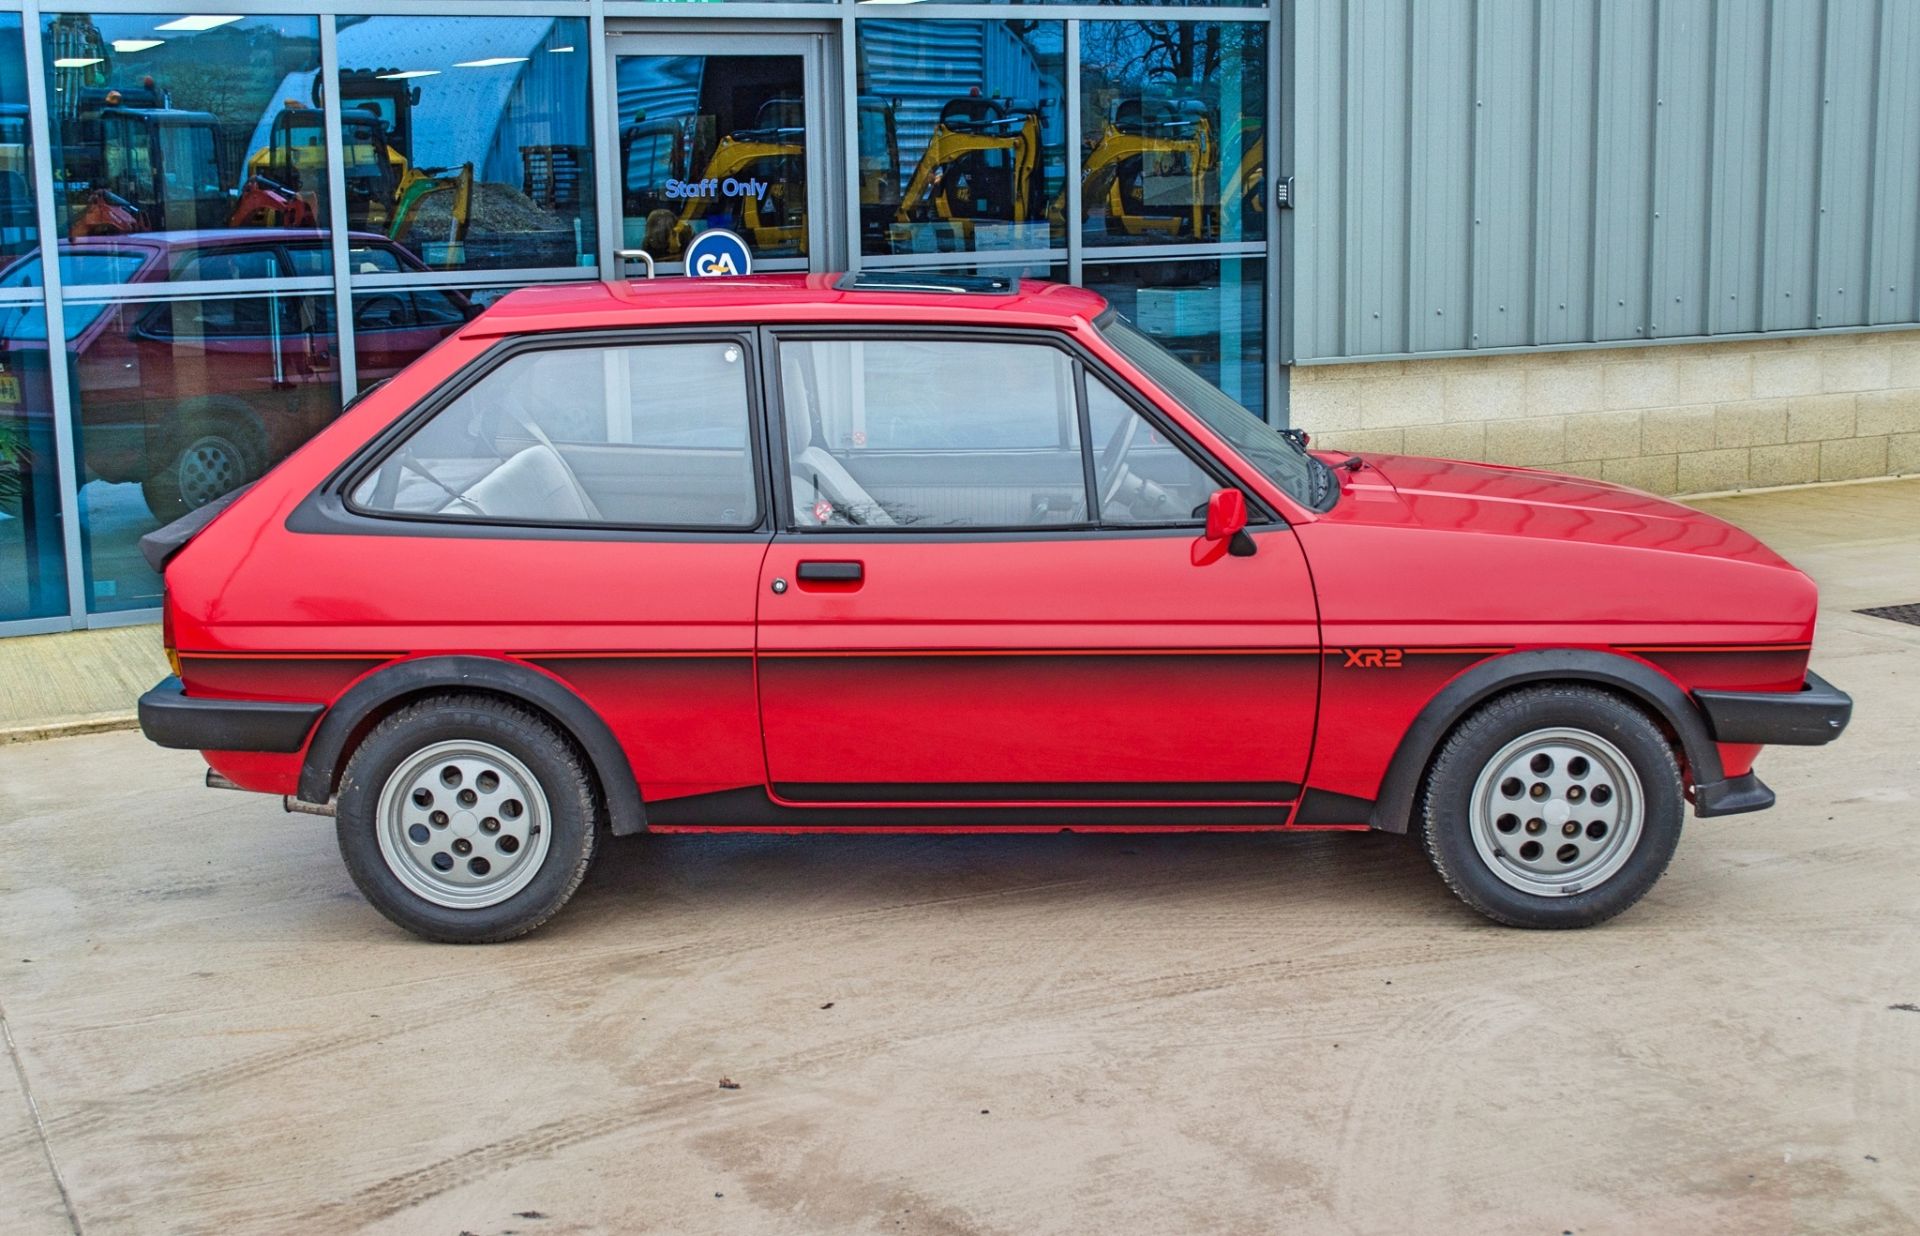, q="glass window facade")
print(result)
[333,17,594,272]
[44,13,329,265]
[67,288,341,612]
[0,7,1274,635]
[0,11,63,623]
[856,21,1066,259]
[1085,255,1266,417]
[1078,21,1266,249]
[615,48,812,265]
